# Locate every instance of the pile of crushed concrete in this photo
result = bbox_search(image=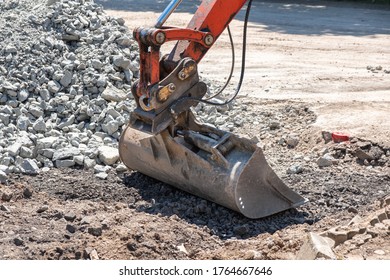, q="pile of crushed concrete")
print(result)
[0,0,250,183]
[0,0,141,182]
